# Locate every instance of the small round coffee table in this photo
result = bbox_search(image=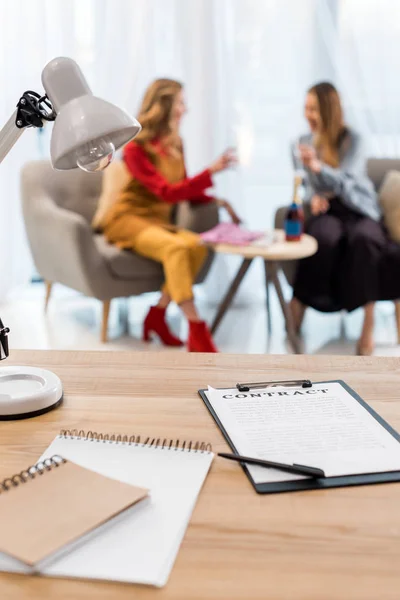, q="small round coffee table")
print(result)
[207,229,318,353]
